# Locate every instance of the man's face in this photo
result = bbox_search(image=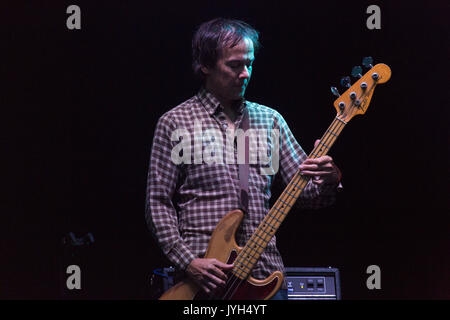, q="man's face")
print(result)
[202,37,255,103]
